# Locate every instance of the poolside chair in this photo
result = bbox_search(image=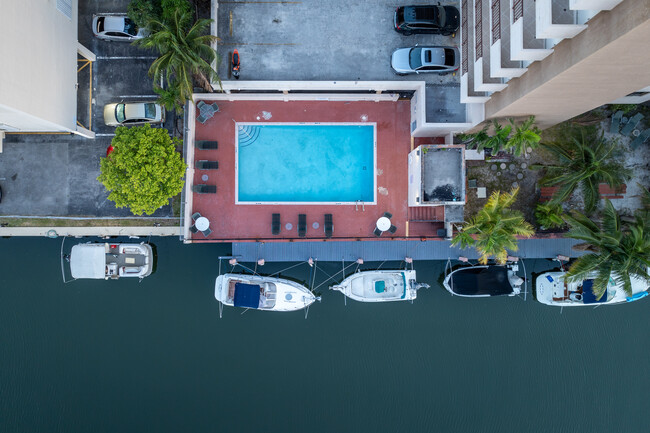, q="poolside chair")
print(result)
[189,225,199,234]
[192,184,217,194]
[272,213,281,235]
[373,227,382,237]
[383,212,393,219]
[196,113,208,124]
[195,140,218,150]
[202,228,213,237]
[621,113,644,136]
[610,110,623,134]
[210,103,220,113]
[388,225,397,234]
[191,212,201,221]
[298,214,307,238]
[324,214,333,238]
[197,100,207,110]
[195,160,219,170]
[630,128,650,150]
